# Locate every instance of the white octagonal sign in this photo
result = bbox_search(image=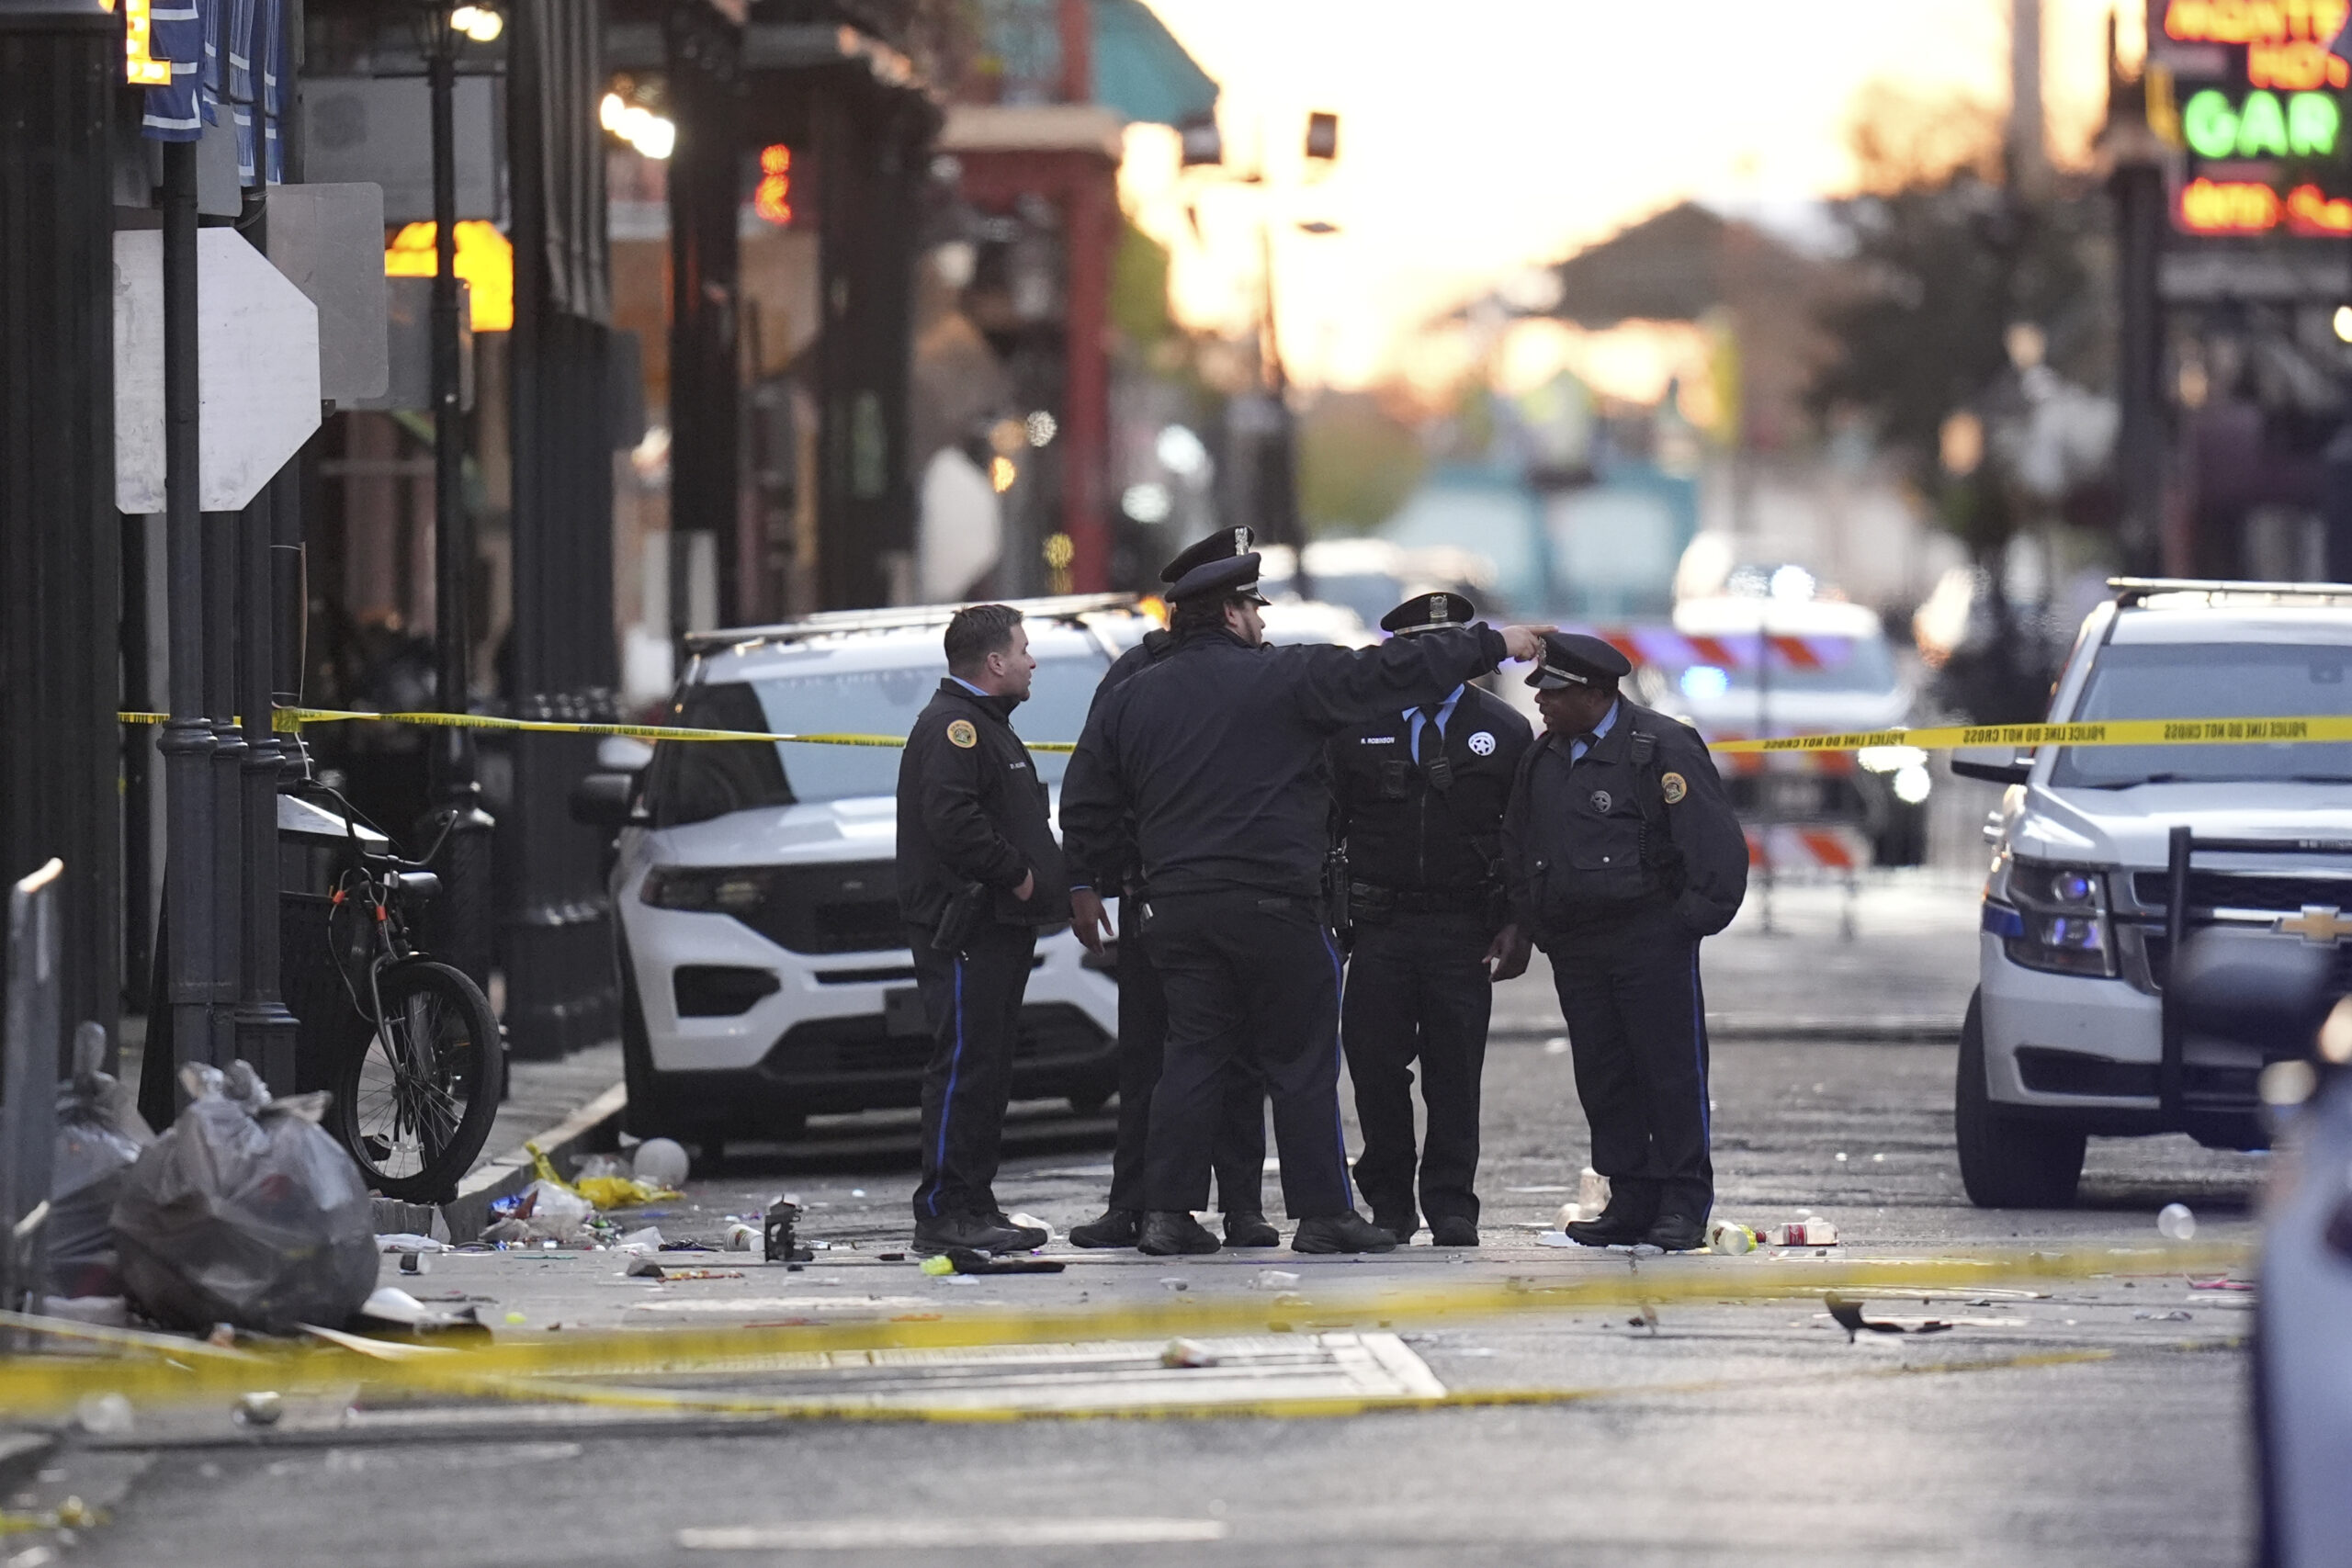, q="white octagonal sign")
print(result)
[115,229,322,514]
